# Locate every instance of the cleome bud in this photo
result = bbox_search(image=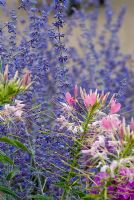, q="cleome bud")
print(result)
[21,70,31,87]
[3,64,8,82]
